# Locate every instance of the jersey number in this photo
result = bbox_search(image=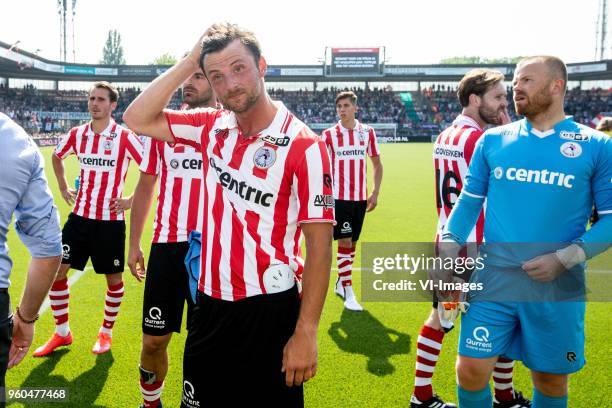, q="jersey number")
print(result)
[435,168,461,209]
